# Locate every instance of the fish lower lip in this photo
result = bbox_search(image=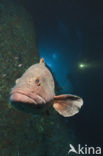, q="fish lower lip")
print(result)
[10,92,36,104]
[10,91,45,104]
